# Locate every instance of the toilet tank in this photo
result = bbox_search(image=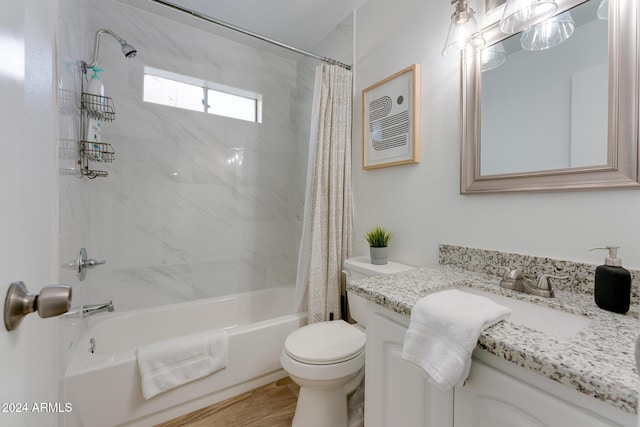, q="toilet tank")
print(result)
[343,256,416,326]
